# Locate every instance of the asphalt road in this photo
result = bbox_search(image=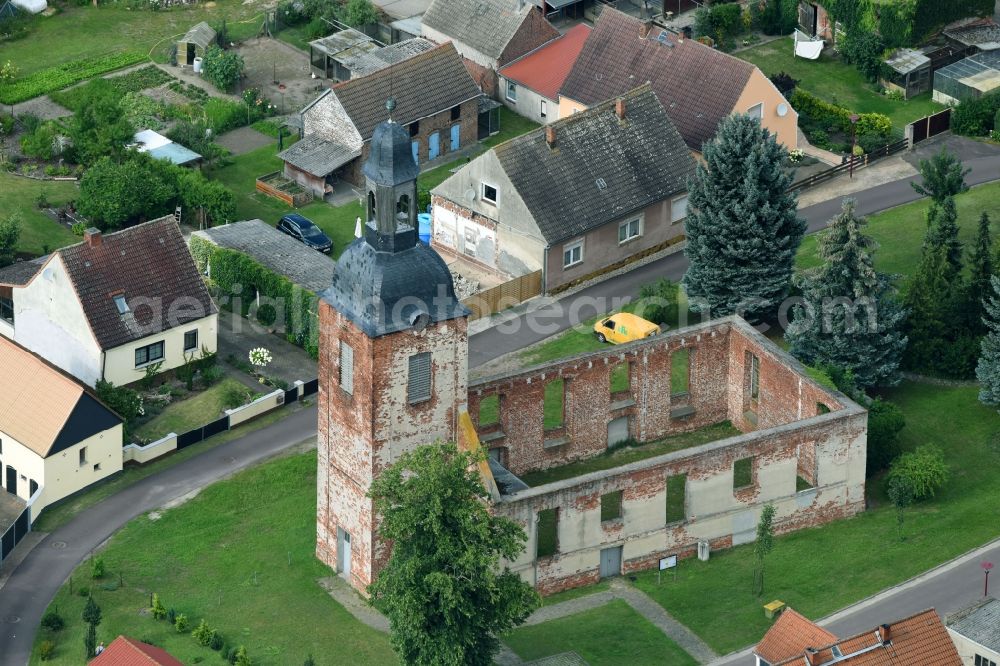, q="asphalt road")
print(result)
[0,406,318,666]
[468,152,1000,369]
